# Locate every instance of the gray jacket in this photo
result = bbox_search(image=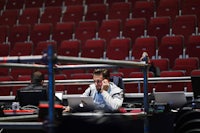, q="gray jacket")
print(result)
[82,82,124,111]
